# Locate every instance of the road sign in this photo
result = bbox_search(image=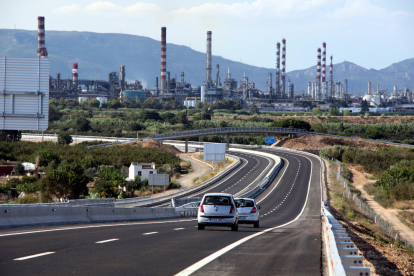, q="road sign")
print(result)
[148,174,169,186]
[204,143,226,161]
[265,136,276,144]
[0,57,50,131]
